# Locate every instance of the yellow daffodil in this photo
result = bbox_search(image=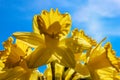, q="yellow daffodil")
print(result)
[0,37,25,68]
[13,8,76,68]
[75,38,120,80]
[66,28,97,54]
[87,42,119,71]
[71,28,96,47]
[0,37,43,80]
